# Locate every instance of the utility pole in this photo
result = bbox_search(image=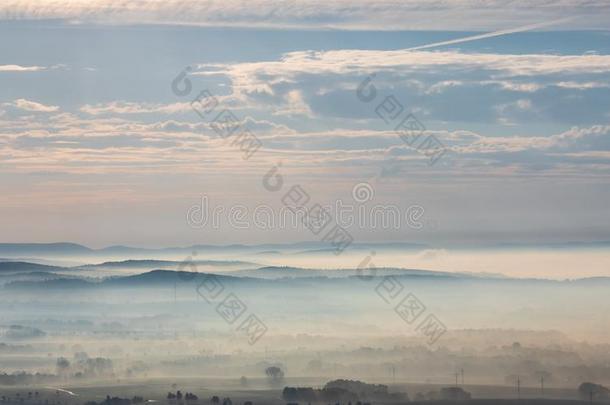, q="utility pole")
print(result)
[541,376,544,397]
[455,372,459,387]
[391,365,396,383]
[517,376,521,400]
[461,368,464,385]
